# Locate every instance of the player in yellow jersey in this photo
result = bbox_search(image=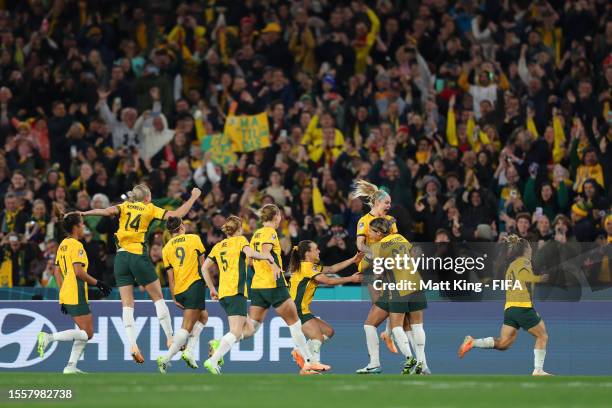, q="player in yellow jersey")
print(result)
[156,217,208,373]
[363,218,429,375]
[458,234,551,376]
[248,204,330,374]
[75,184,202,363]
[201,216,275,374]
[287,240,362,365]
[37,213,112,374]
[350,180,403,363]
